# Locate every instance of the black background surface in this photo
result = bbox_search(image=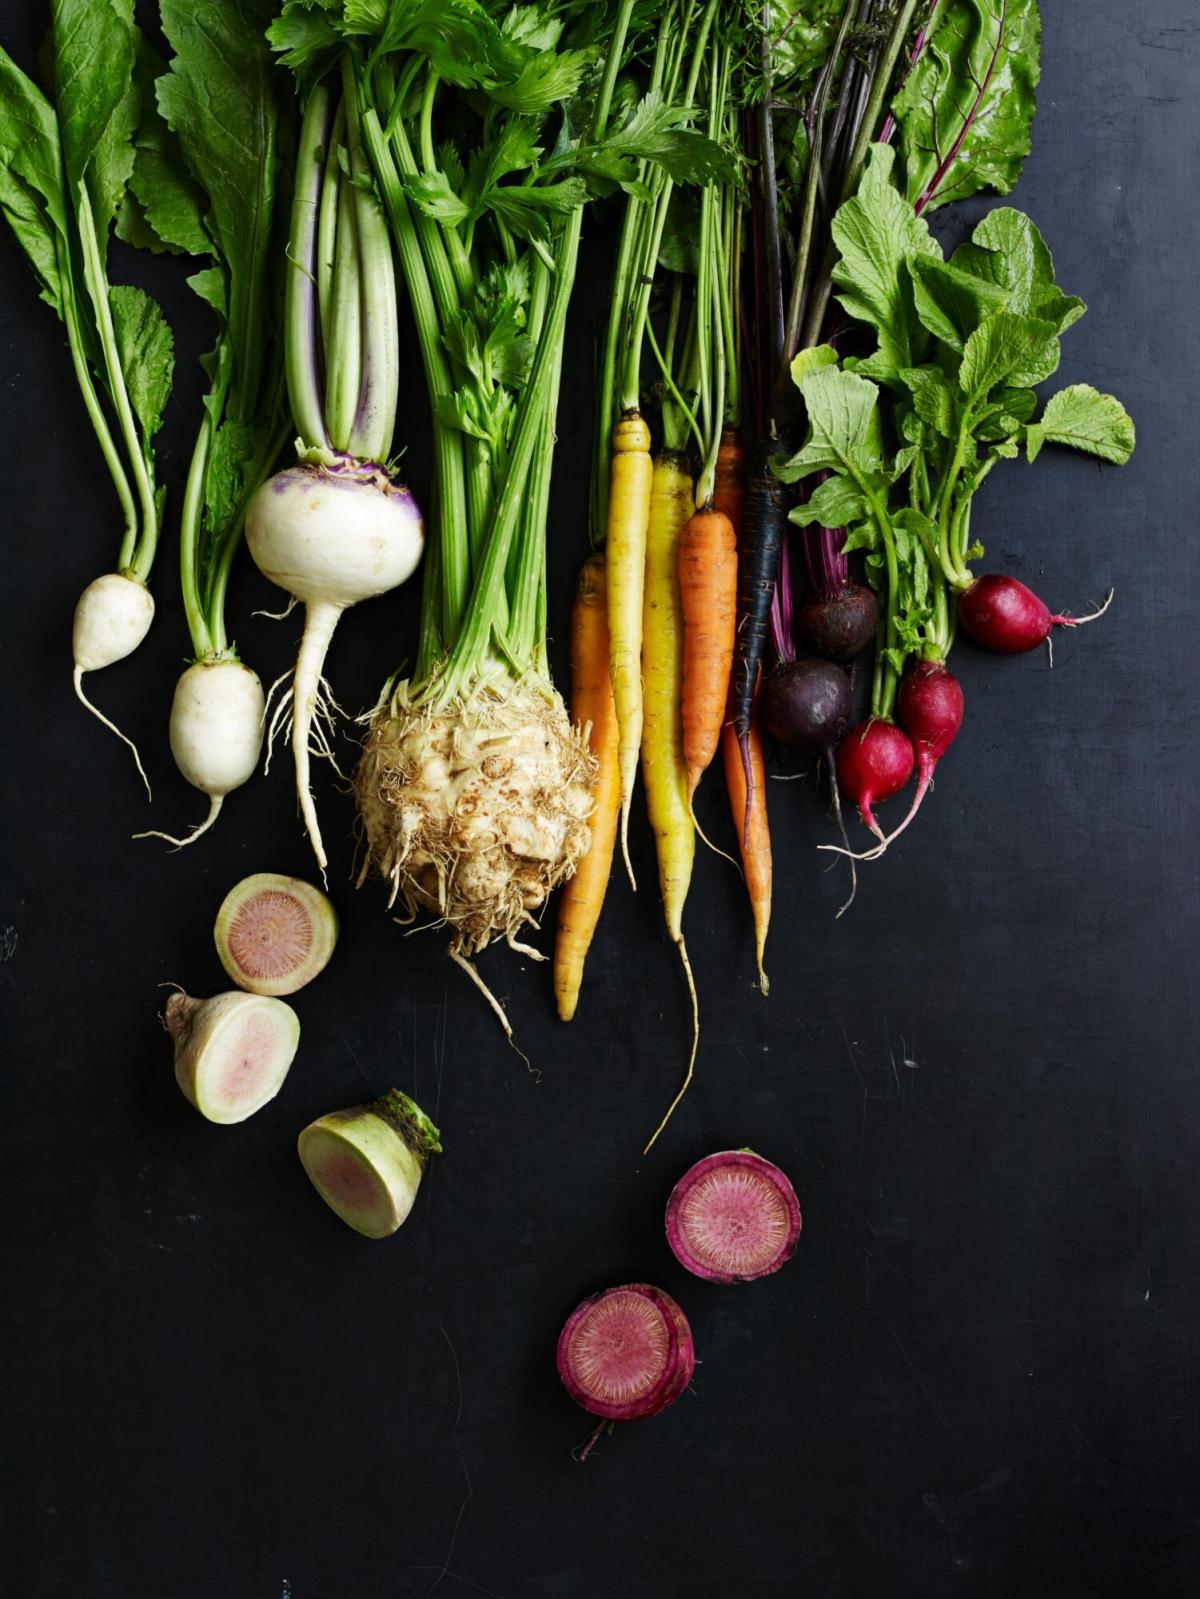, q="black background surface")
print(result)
[3,3,1198,1595]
